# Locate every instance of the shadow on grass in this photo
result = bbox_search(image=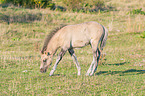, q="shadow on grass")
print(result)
[106,62,128,66]
[96,69,145,76]
[35,74,66,79]
[51,74,66,77]
[0,6,43,23]
[0,12,42,23]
